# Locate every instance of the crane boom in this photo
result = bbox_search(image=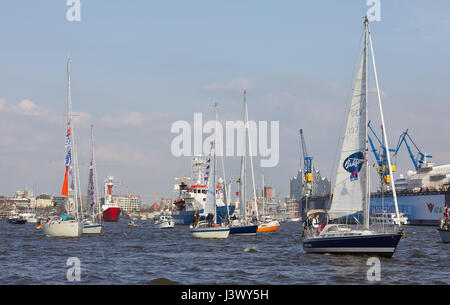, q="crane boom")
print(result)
[393,129,432,170]
[299,129,313,188]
